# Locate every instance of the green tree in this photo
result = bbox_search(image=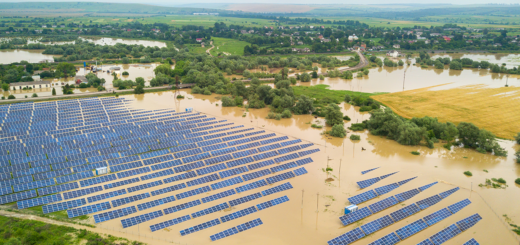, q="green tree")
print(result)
[55,62,76,77]
[449,61,462,70]
[52,88,56,95]
[515,132,520,144]
[330,124,346,138]
[135,77,145,87]
[300,72,311,82]
[324,103,344,126]
[154,64,173,76]
[457,122,480,148]
[8,95,15,99]
[293,95,315,114]
[134,85,144,94]
[221,96,235,107]
[434,60,444,69]
[122,57,130,64]
[1,83,9,92]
